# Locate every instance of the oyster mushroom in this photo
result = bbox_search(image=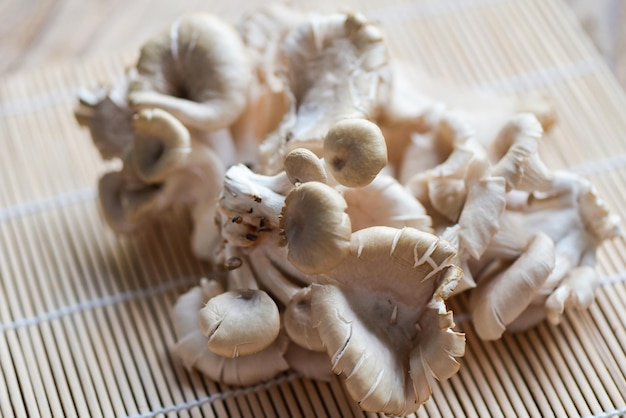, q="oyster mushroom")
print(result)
[97,108,225,262]
[280,181,352,275]
[311,226,464,415]
[283,148,327,185]
[323,118,388,188]
[473,170,622,333]
[377,62,556,173]
[172,279,290,386]
[128,13,252,133]
[198,288,281,357]
[257,12,390,173]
